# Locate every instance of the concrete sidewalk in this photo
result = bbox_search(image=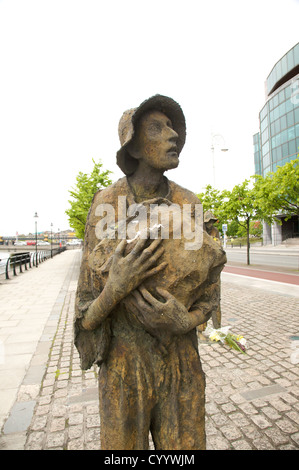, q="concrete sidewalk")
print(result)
[0,249,80,448]
[0,250,298,450]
